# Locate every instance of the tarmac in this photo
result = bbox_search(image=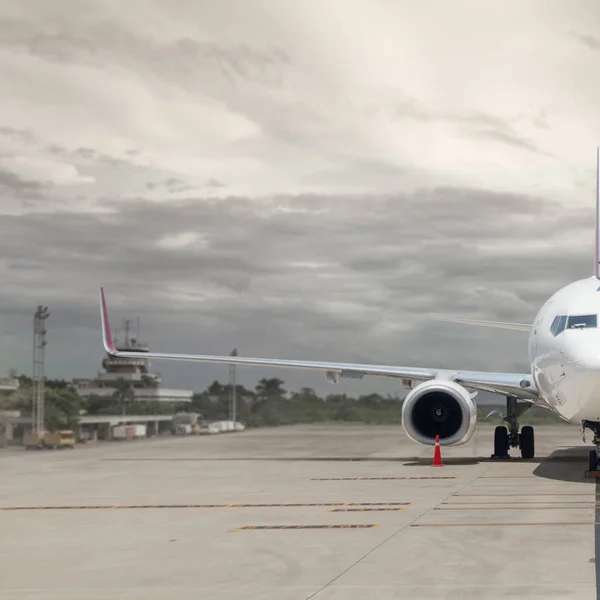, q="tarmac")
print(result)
[0,423,598,599]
